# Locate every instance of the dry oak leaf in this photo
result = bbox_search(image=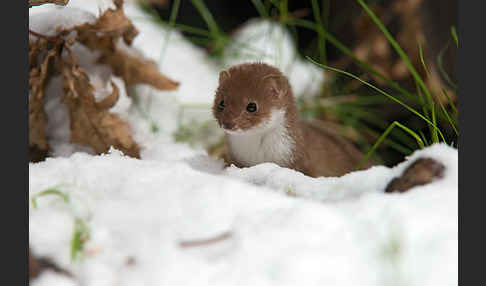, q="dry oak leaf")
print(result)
[29,0,69,8]
[100,41,179,90]
[85,0,138,45]
[29,46,58,151]
[61,55,140,158]
[72,0,178,91]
